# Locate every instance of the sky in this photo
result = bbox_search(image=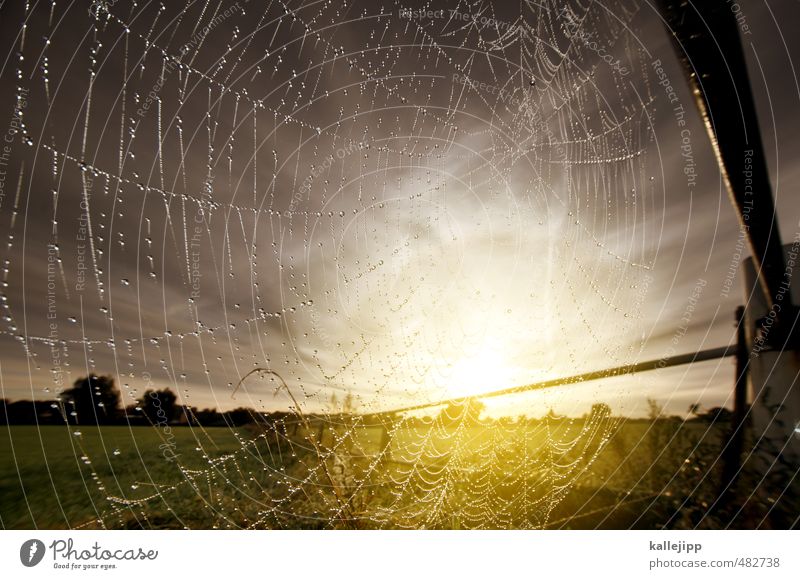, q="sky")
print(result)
[0,0,798,417]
